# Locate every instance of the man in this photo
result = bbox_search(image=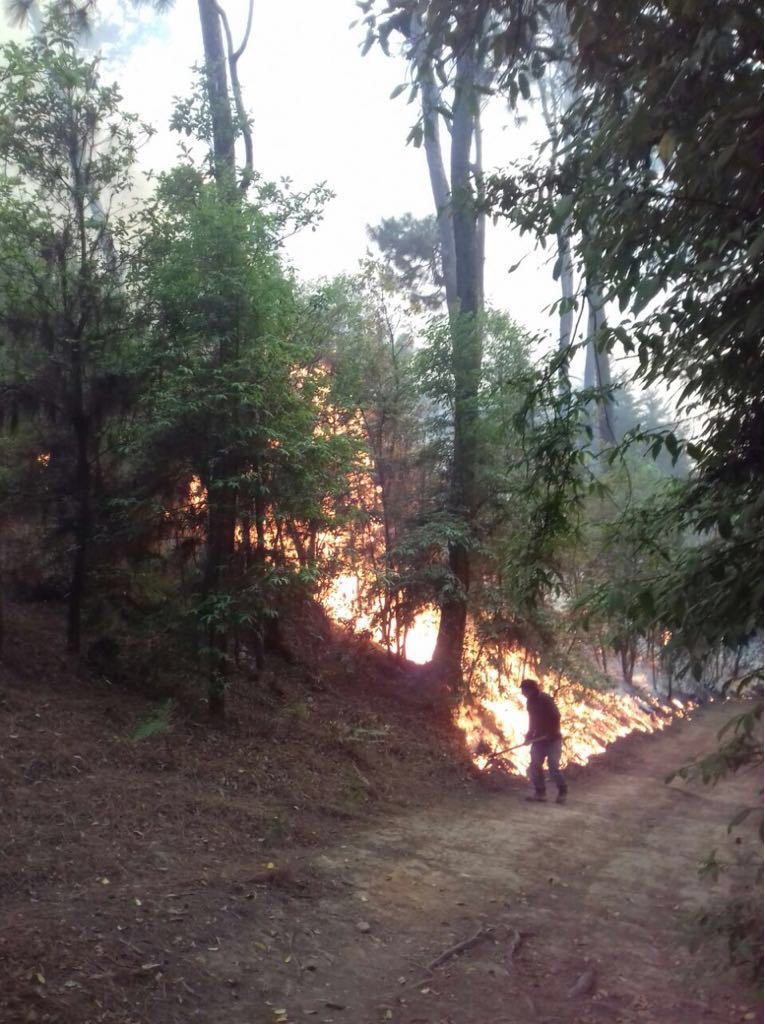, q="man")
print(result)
[520,678,568,804]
